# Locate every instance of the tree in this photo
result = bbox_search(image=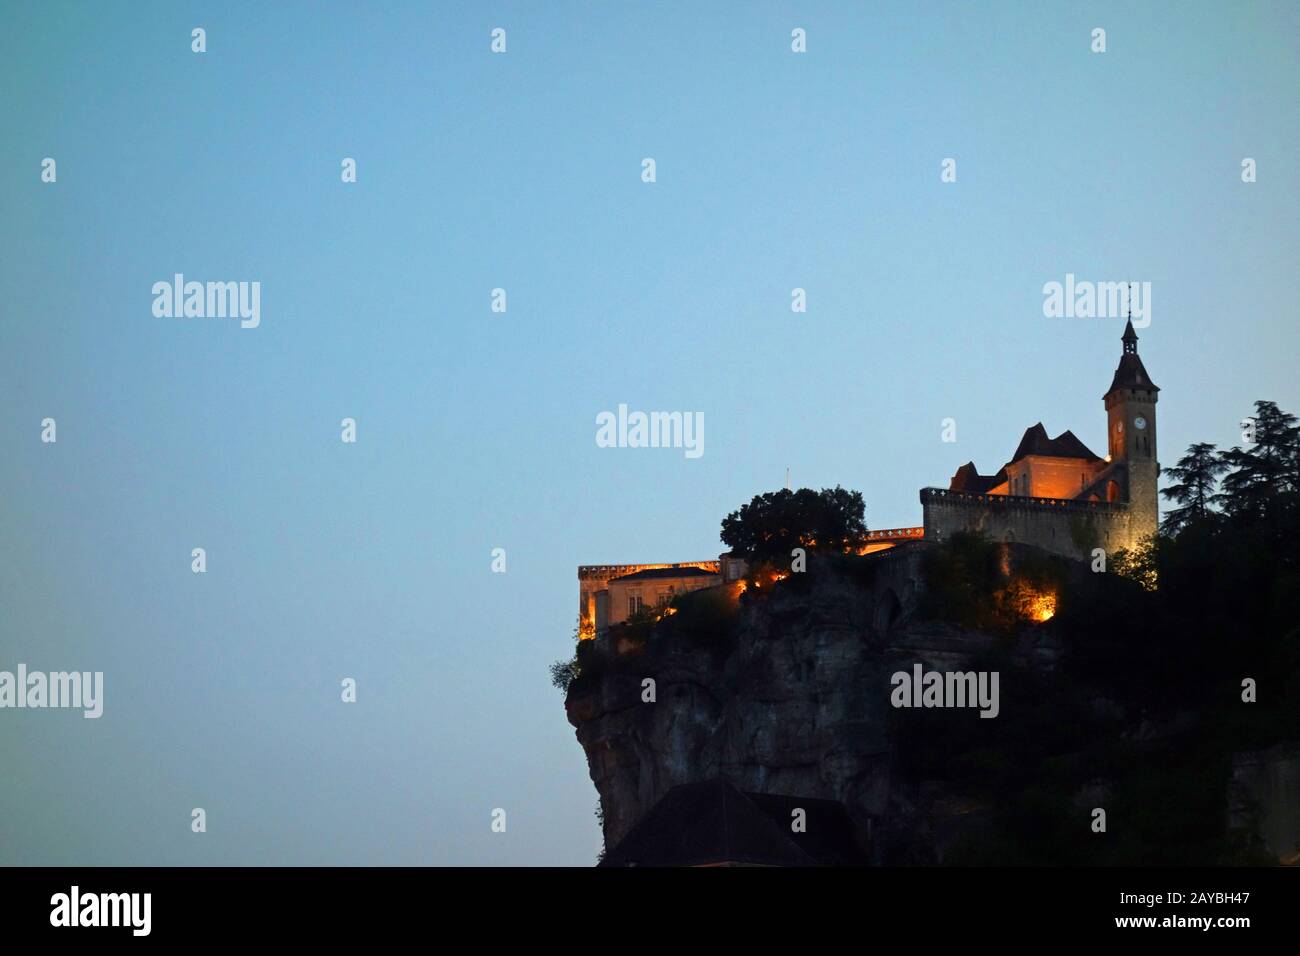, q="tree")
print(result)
[720,486,867,564]
[1159,441,1226,535]
[549,656,578,692]
[1216,401,1300,517]
[549,616,585,692]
